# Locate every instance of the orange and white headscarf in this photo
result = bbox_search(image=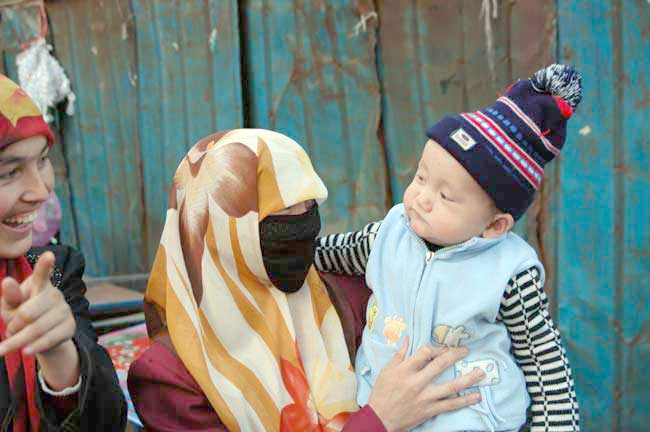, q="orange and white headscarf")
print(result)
[145,129,358,431]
